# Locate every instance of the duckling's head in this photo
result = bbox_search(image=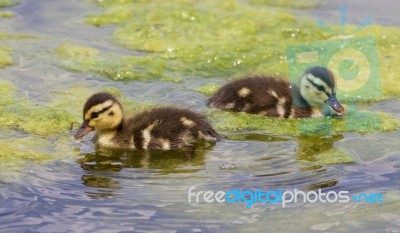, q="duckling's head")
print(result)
[74,92,123,140]
[299,66,345,115]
